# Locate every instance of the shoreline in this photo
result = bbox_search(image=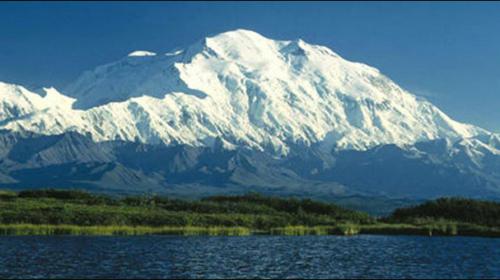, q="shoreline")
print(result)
[1,190,499,239]
[1,224,498,238]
